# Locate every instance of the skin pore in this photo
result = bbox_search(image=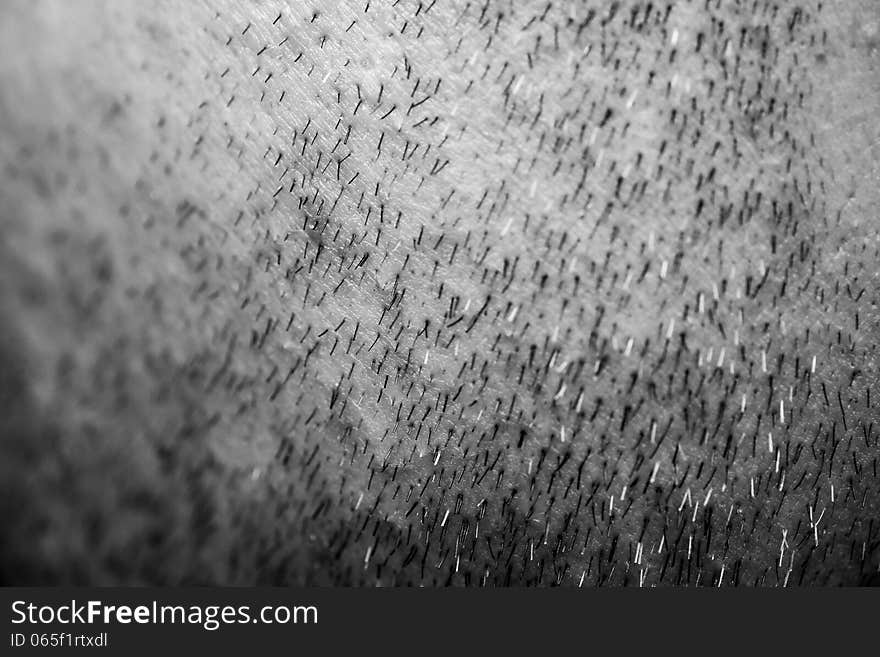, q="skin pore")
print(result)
[0,0,878,585]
